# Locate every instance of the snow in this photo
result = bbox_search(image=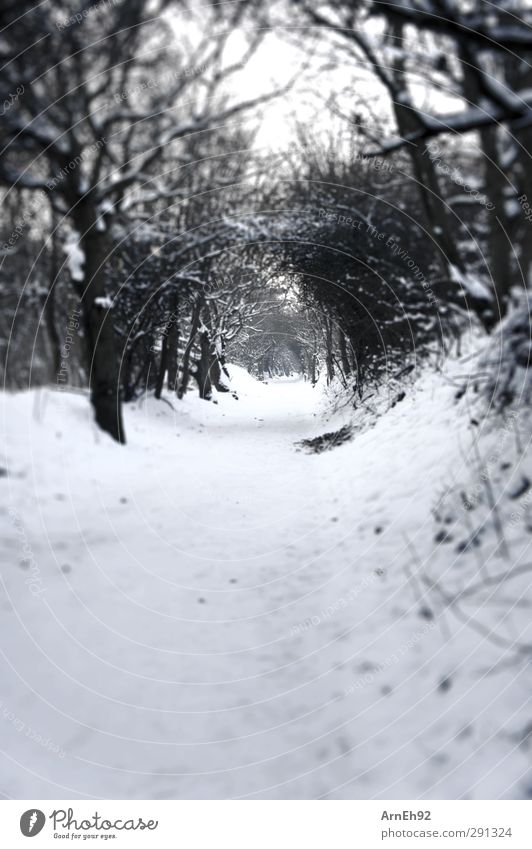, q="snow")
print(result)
[450,264,493,303]
[1,359,532,800]
[94,296,114,310]
[63,232,85,283]
[95,199,114,232]
[505,198,522,219]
